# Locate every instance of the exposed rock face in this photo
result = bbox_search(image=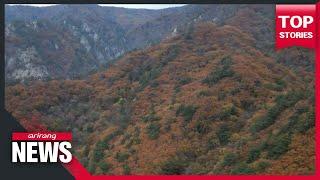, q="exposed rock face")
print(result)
[5,47,49,83]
